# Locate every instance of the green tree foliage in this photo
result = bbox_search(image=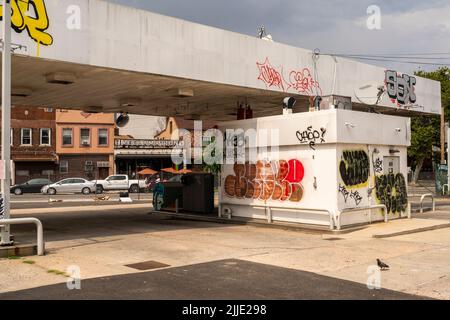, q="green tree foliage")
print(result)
[409,67,450,183]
